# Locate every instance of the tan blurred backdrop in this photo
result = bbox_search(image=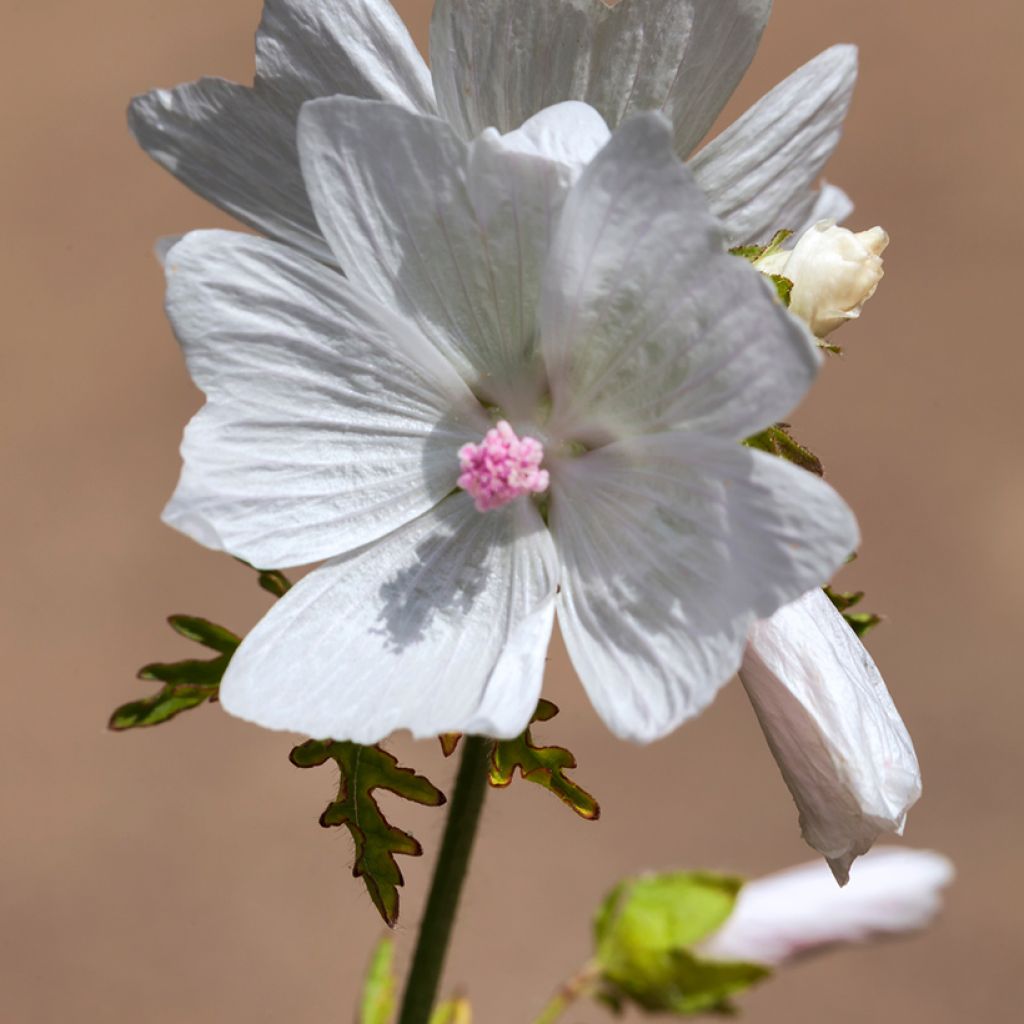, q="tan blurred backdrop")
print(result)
[2,1,1021,1020]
